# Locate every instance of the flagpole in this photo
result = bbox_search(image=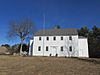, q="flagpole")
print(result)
[43,13,45,56]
